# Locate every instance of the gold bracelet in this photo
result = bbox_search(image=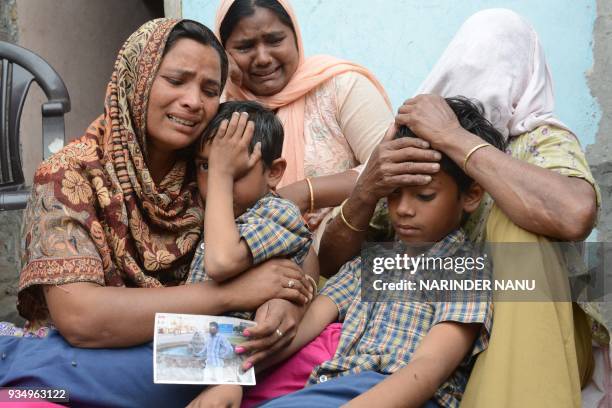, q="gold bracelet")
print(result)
[305,177,315,213]
[462,143,492,173]
[339,199,366,232]
[304,275,318,297]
